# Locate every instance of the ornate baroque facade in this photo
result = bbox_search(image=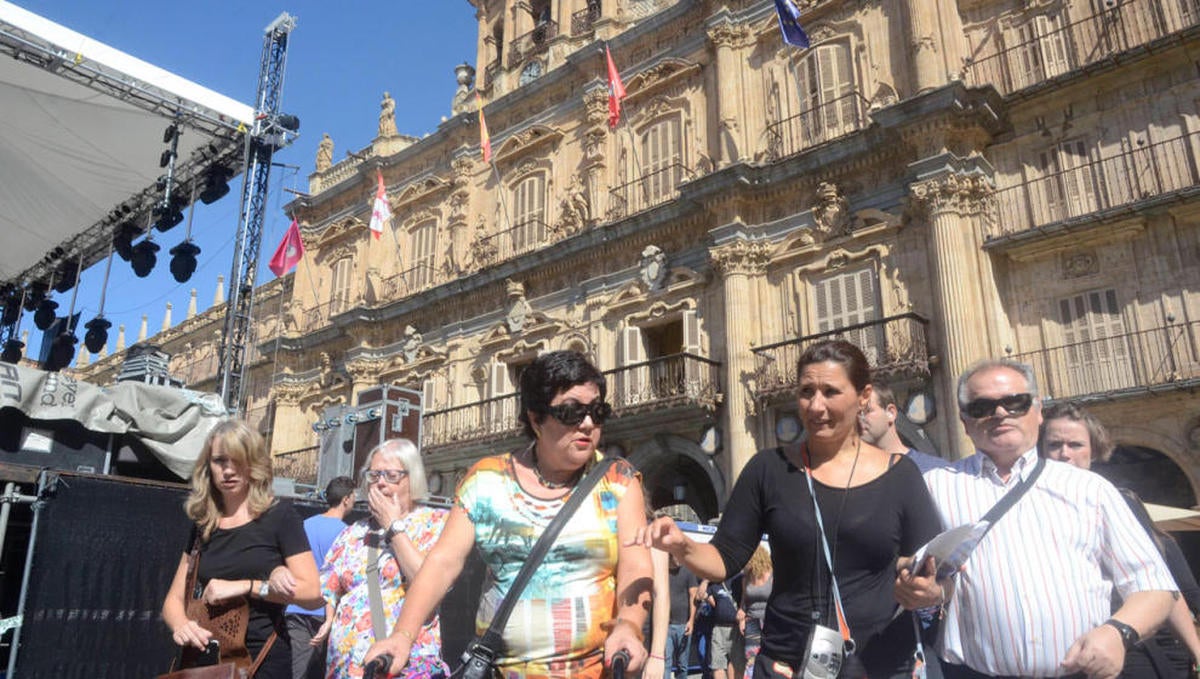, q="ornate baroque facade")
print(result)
[78,0,1200,517]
